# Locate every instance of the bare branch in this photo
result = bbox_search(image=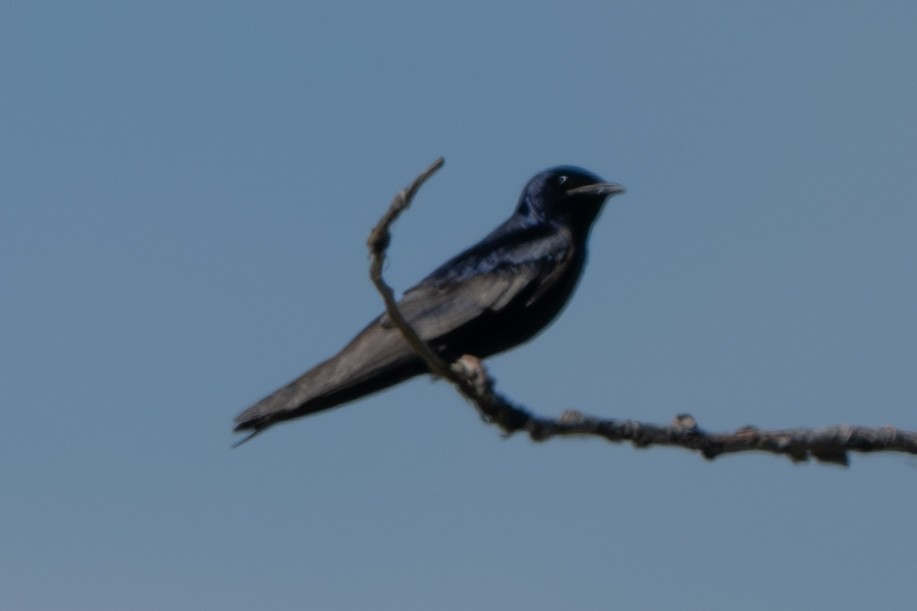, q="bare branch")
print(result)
[366,159,508,399]
[367,157,453,380]
[368,160,917,466]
